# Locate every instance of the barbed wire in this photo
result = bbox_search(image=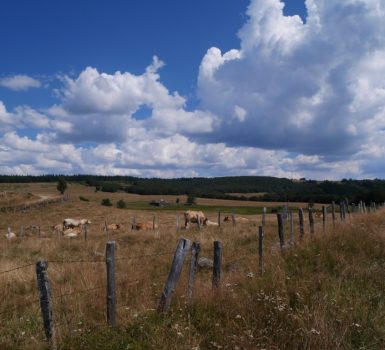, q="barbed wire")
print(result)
[0,262,35,275]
